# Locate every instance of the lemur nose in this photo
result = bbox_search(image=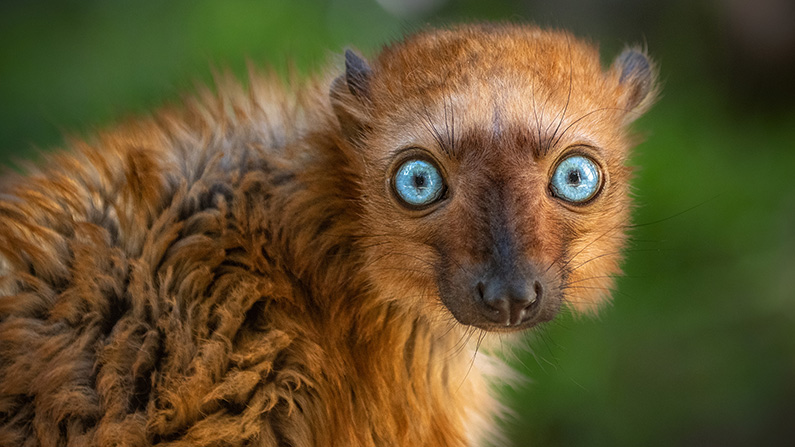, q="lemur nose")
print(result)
[478,279,542,326]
